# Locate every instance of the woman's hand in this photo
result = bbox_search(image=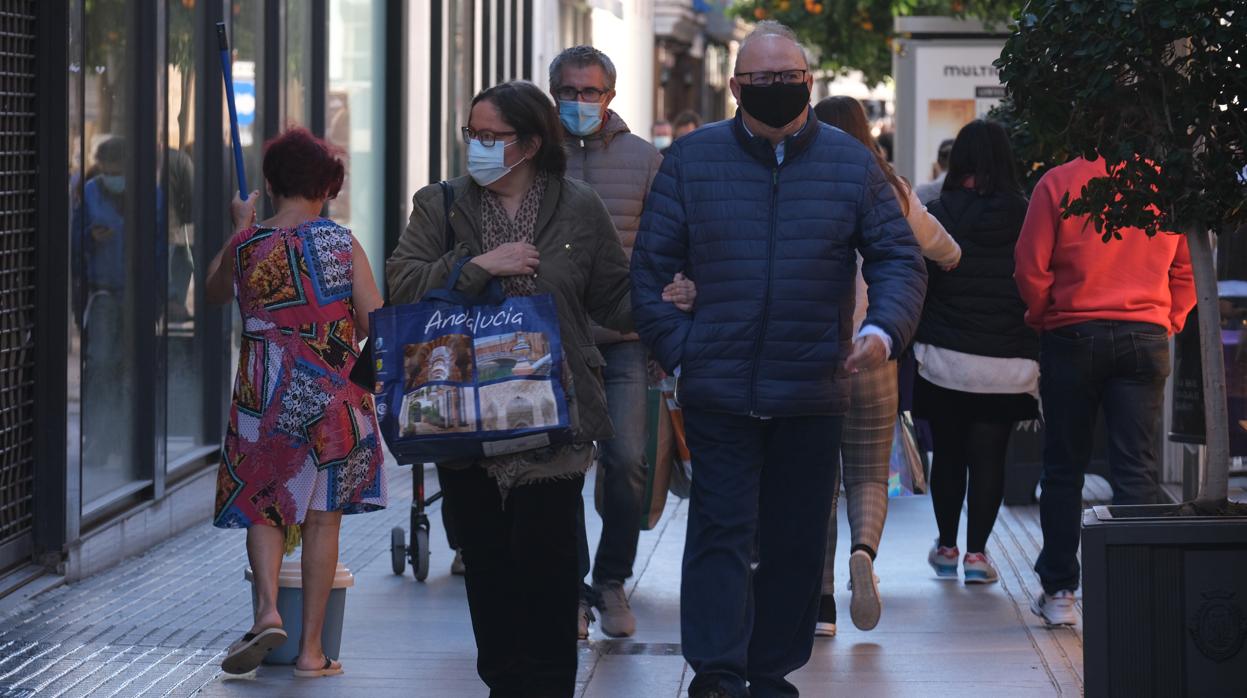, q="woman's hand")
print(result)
[662,272,696,312]
[231,190,260,232]
[474,242,540,277]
